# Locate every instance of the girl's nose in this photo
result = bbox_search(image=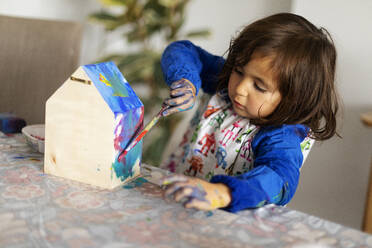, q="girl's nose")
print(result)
[235,79,249,97]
